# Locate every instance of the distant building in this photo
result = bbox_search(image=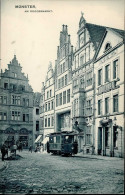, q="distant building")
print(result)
[55,25,73,133]
[94,27,124,157]
[33,92,42,149]
[0,55,33,148]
